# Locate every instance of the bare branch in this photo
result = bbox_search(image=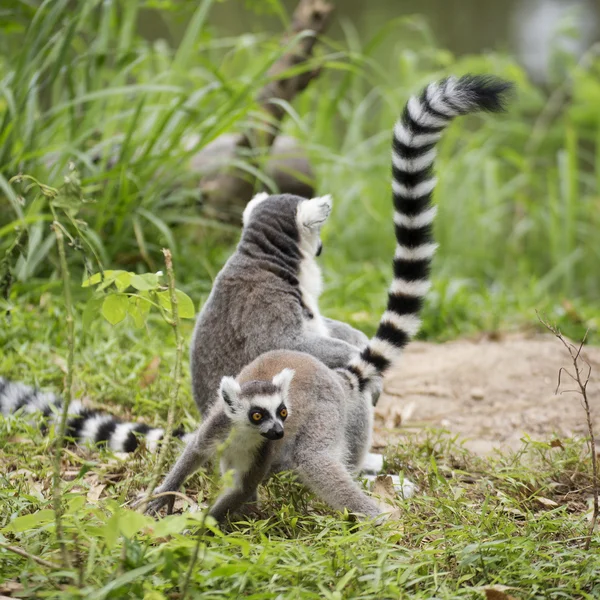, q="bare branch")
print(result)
[200,0,334,221]
[0,542,60,570]
[539,314,598,550]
